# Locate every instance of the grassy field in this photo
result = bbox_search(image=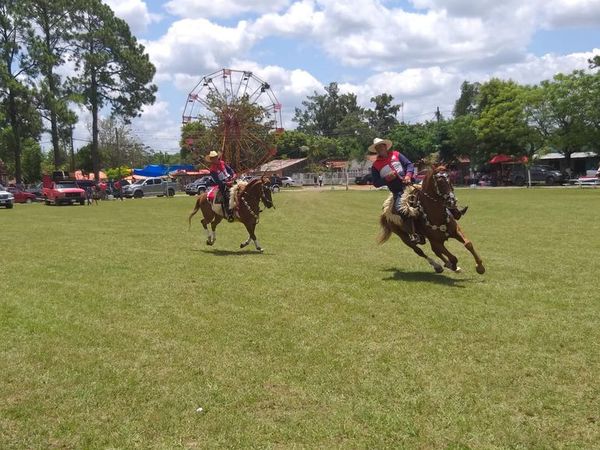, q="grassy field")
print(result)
[1,187,600,448]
